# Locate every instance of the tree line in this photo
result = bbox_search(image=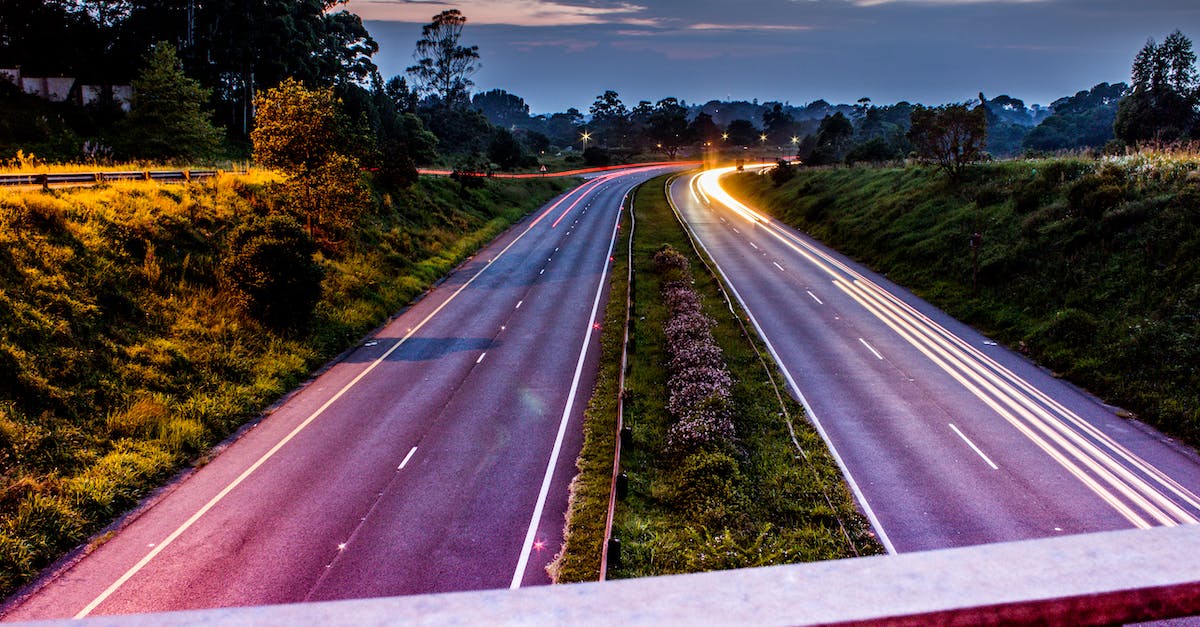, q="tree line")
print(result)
[2,5,1198,178]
